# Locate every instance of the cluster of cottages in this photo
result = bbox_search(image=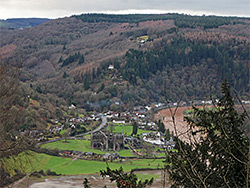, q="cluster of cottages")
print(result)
[24,98,223,141]
[48,113,103,134]
[141,132,175,149]
[26,103,169,141]
[104,106,157,130]
[24,95,250,162]
[68,113,102,125]
[21,129,45,140]
[242,100,250,104]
